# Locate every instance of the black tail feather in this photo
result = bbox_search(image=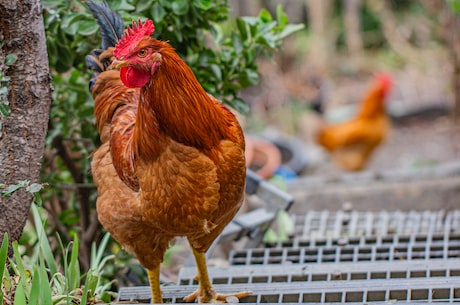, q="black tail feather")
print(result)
[86,49,104,73]
[86,1,124,92]
[86,0,124,50]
